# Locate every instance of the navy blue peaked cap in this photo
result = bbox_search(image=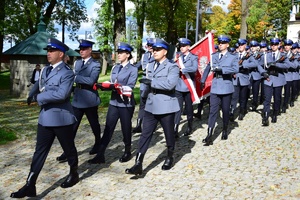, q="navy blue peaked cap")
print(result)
[238,38,248,45]
[249,40,259,47]
[153,38,169,50]
[292,43,299,49]
[178,38,192,45]
[43,38,69,53]
[270,38,280,45]
[146,38,155,46]
[217,35,231,43]
[260,41,267,48]
[79,39,95,48]
[117,42,133,52]
[283,39,293,46]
